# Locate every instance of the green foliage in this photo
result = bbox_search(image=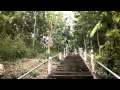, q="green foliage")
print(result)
[25,48,38,58]
[0,35,26,60]
[112,11,120,23]
[74,11,120,78]
[106,29,120,38]
[14,36,26,58]
[0,35,15,60]
[0,11,66,60]
[90,20,102,38]
[95,28,120,78]
[1,11,120,79]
